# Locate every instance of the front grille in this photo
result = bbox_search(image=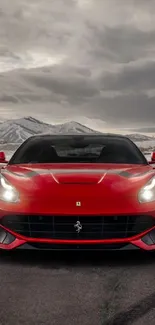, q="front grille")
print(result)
[1,214,155,240]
